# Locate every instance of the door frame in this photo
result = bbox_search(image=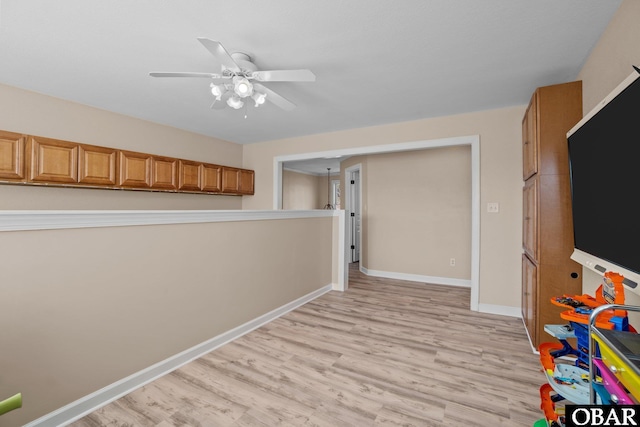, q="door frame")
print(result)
[344,164,362,264]
[273,135,480,311]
